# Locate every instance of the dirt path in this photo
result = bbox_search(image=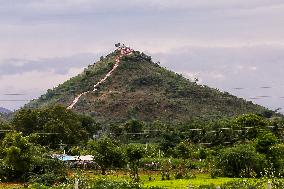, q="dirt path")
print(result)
[67,46,133,109]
